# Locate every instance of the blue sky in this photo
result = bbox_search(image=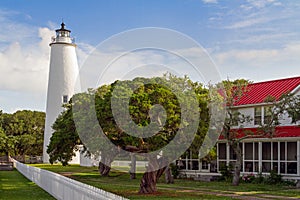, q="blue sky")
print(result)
[0,0,300,113]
